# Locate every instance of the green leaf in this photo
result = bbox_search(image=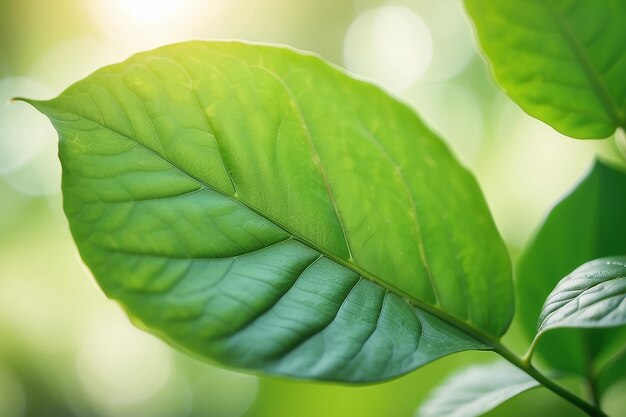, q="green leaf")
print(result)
[517,160,626,375]
[418,361,540,417]
[537,257,626,335]
[24,41,512,382]
[531,256,626,398]
[596,346,626,396]
[464,0,626,139]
